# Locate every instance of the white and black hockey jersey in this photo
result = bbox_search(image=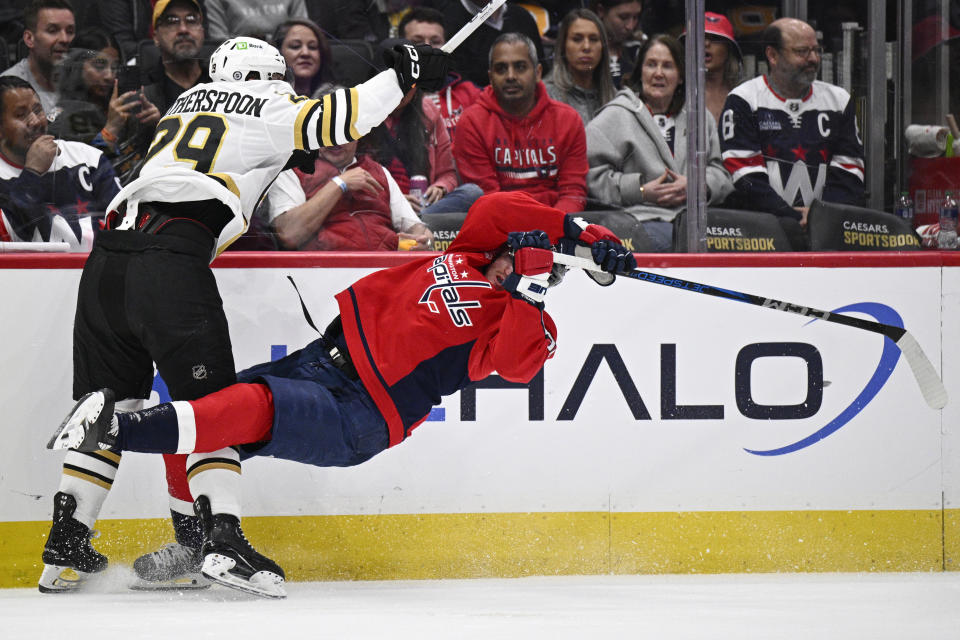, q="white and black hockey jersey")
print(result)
[108,70,404,260]
[719,75,865,219]
[0,140,121,250]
